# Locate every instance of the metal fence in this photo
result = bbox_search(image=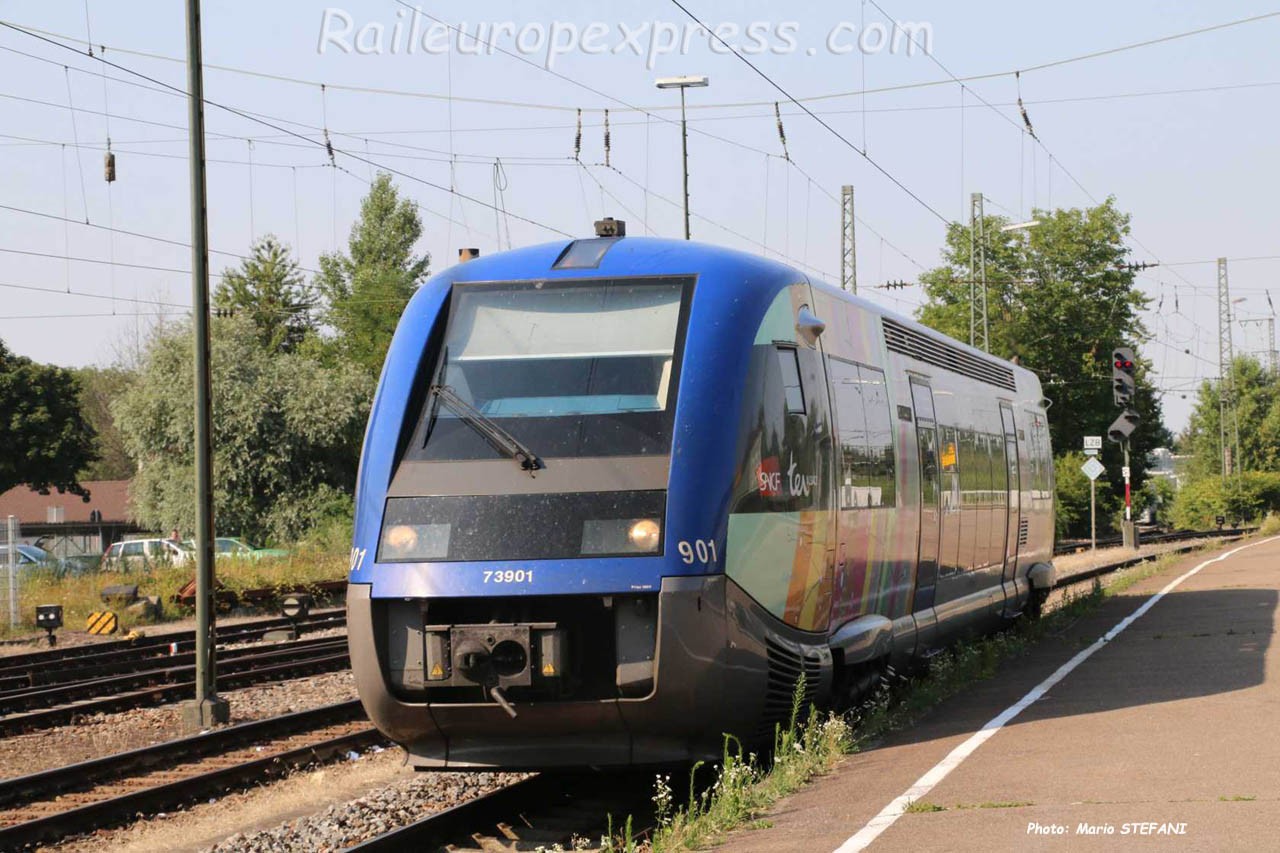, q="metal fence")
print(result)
[2,516,18,630]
